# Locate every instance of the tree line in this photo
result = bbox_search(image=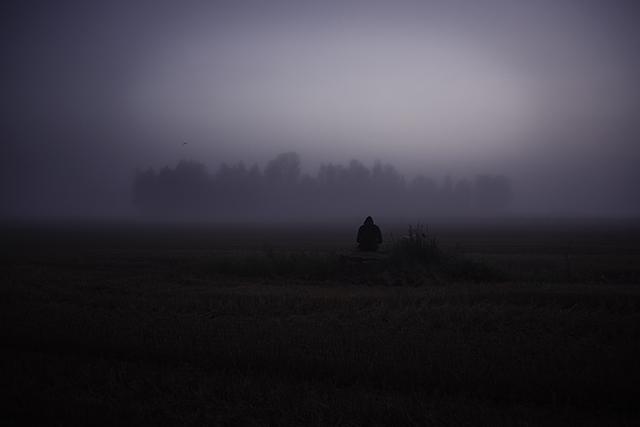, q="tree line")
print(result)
[133,152,513,220]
